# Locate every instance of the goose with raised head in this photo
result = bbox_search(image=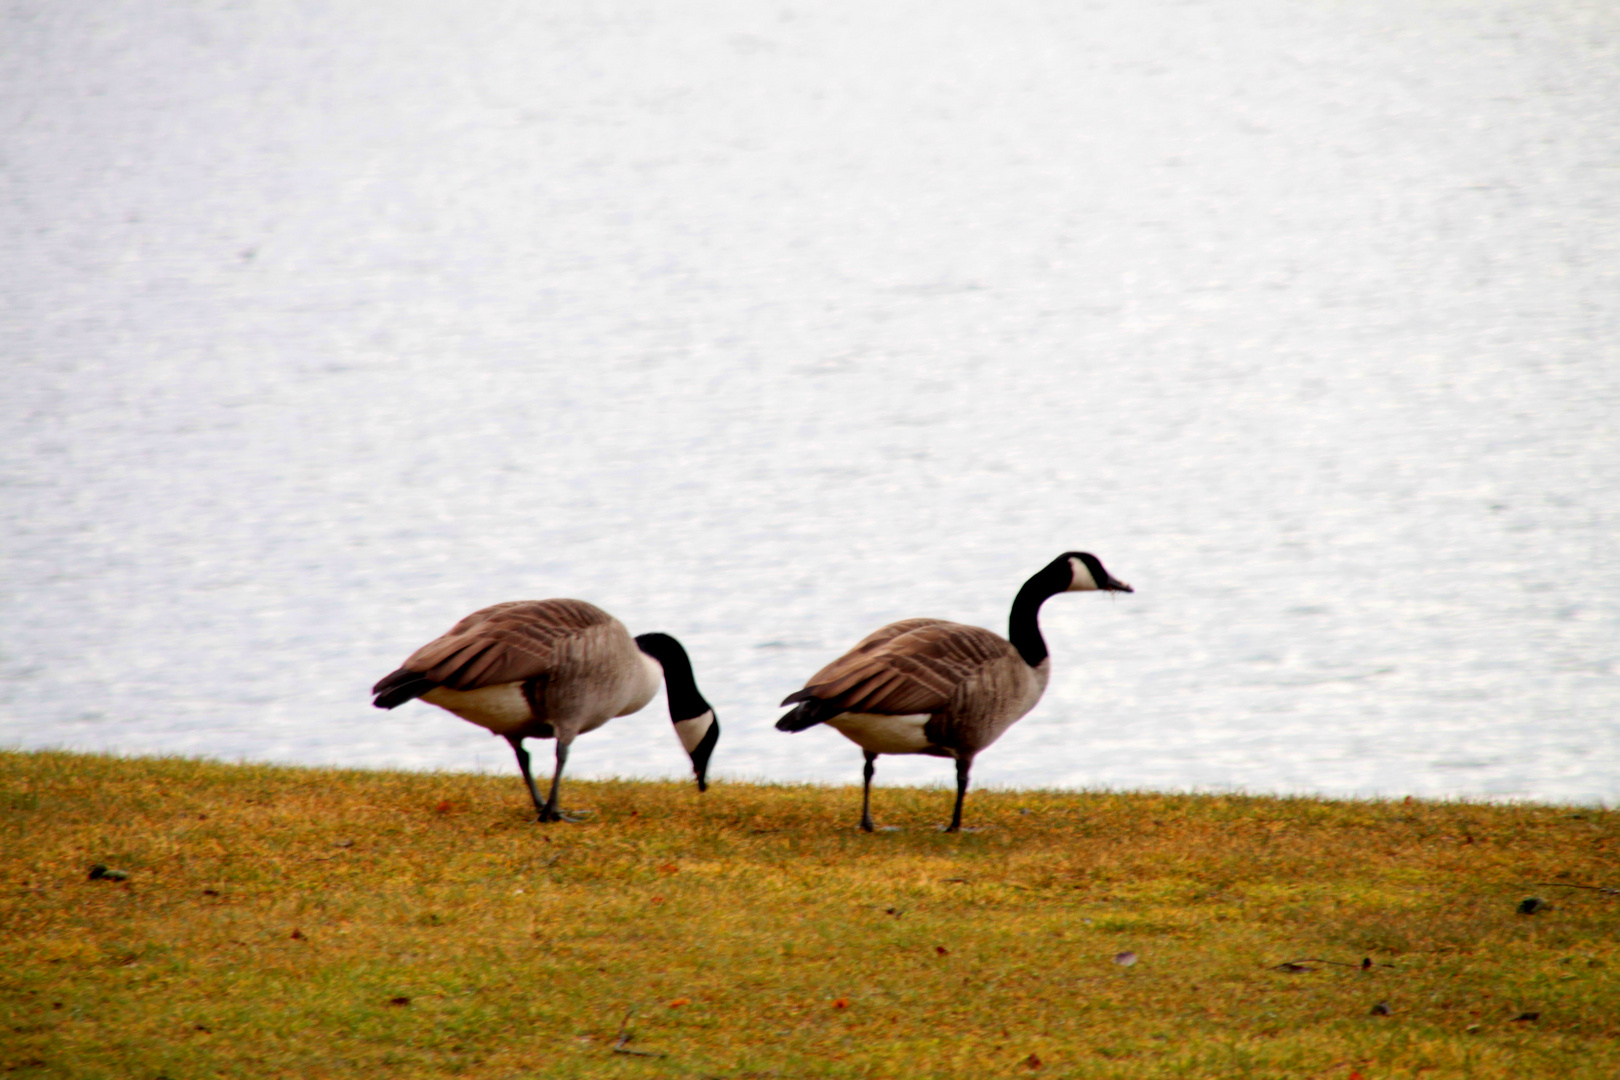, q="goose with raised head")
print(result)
[776,552,1131,832]
[372,599,718,822]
